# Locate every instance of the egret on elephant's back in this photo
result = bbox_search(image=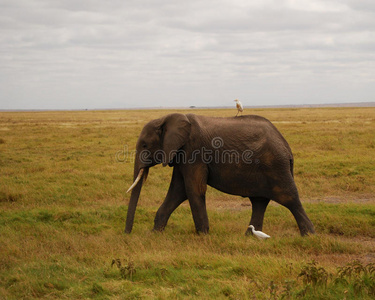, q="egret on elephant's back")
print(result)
[234,99,243,116]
